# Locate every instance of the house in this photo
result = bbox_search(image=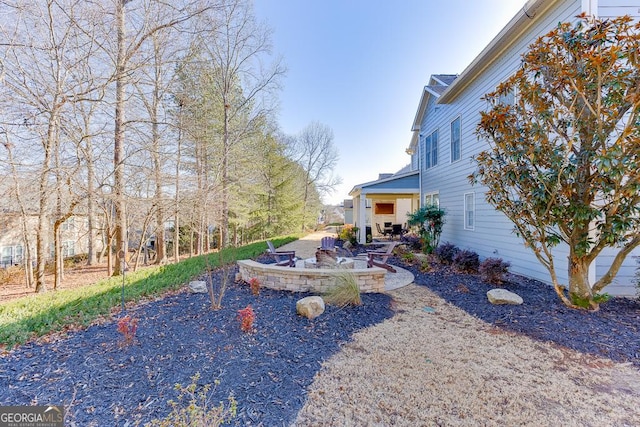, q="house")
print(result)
[348,166,420,240]
[0,212,95,268]
[404,0,640,296]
